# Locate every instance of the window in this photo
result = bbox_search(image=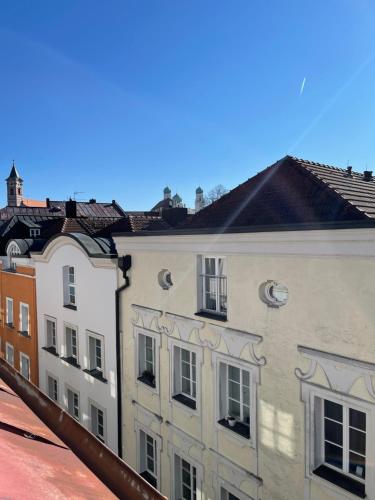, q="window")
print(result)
[64,325,79,366]
[138,333,155,388]
[6,343,14,366]
[313,397,367,496]
[20,353,30,380]
[199,256,227,317]
[45,317,57,353]
[66,387,80,420]
[87,332,104,376]
[7,242,21,257]
[173,345,197,409]
[221,488,240,500]
[63,266,76,308]
[217,360,251,439]
[47,374,58,401]
[90,402,106,443]
[19,303,29,335]
[174,455,197,500]
[6,297,13,327]
[29,228,40,237]
[139,430,157,488]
